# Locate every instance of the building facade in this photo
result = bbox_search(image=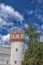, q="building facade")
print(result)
[10,30,25,65]
[0,45,10,65]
